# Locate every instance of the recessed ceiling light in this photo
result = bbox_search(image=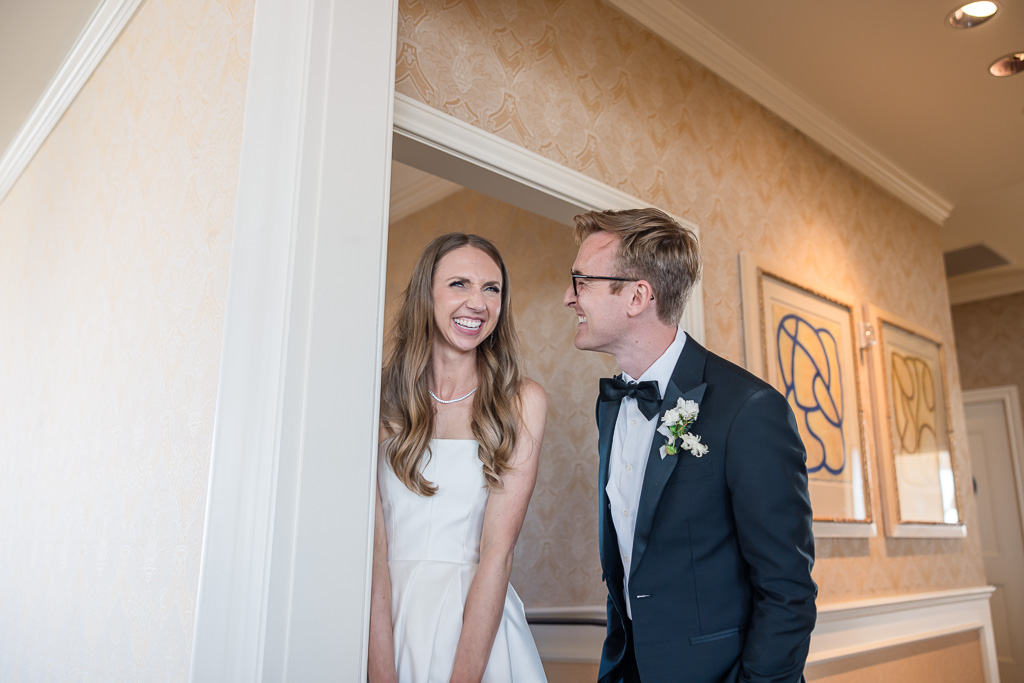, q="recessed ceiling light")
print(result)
[990,52,1024,77]
[947,1,999,28]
